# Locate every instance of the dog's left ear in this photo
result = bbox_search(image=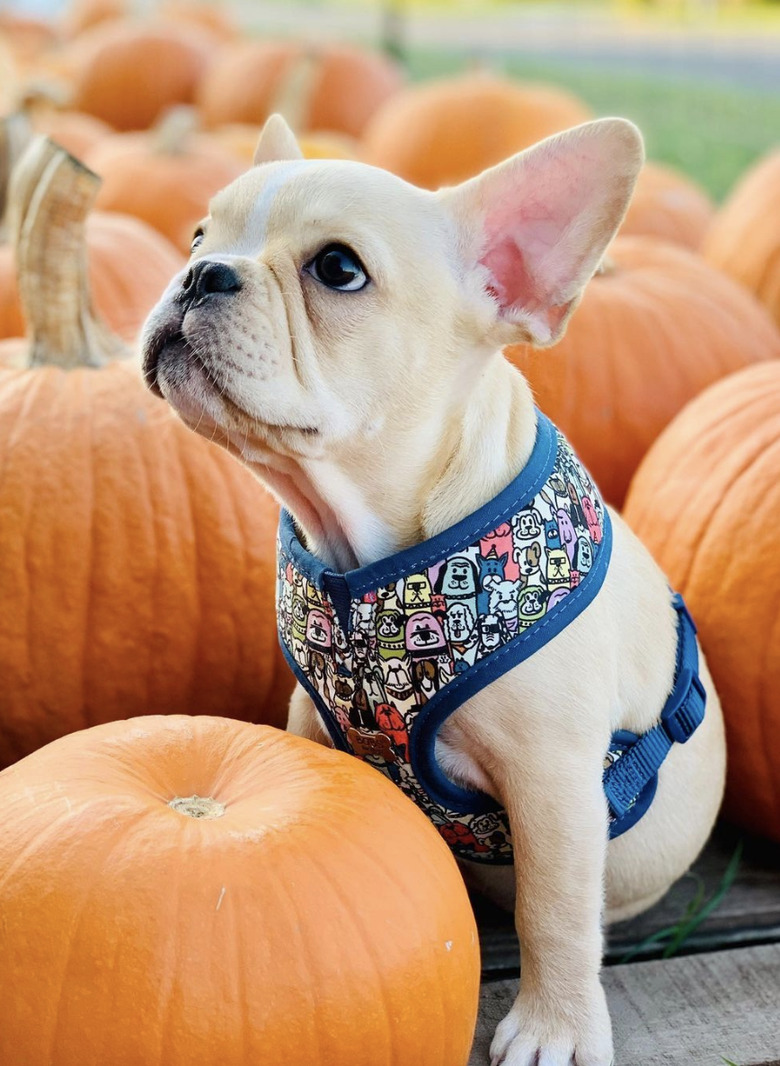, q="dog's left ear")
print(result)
[253,113,303,165]
[440,118,644,347]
